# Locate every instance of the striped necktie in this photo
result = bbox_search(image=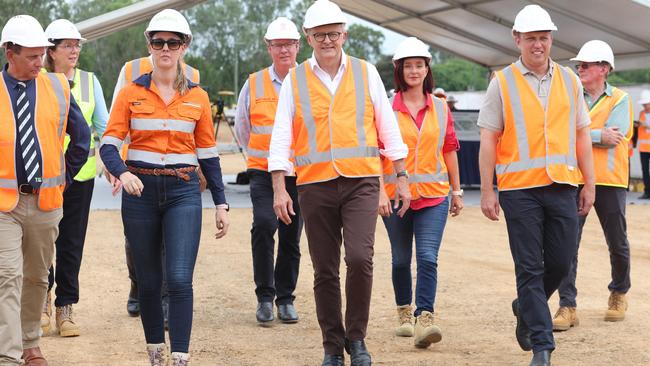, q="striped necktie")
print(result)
[16,82,42,189]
